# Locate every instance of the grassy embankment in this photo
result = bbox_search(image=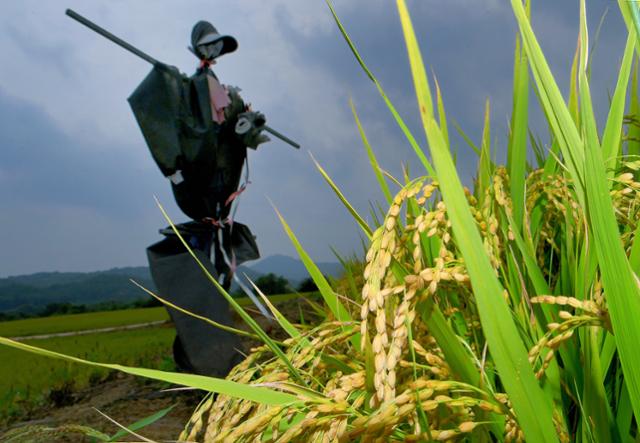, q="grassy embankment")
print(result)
[0,307,173,424]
